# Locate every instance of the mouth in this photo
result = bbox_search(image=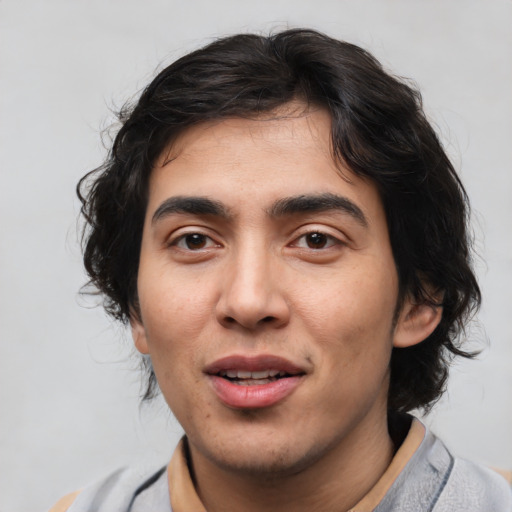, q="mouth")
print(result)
[216,369,300,386]
[204,355,306,409]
